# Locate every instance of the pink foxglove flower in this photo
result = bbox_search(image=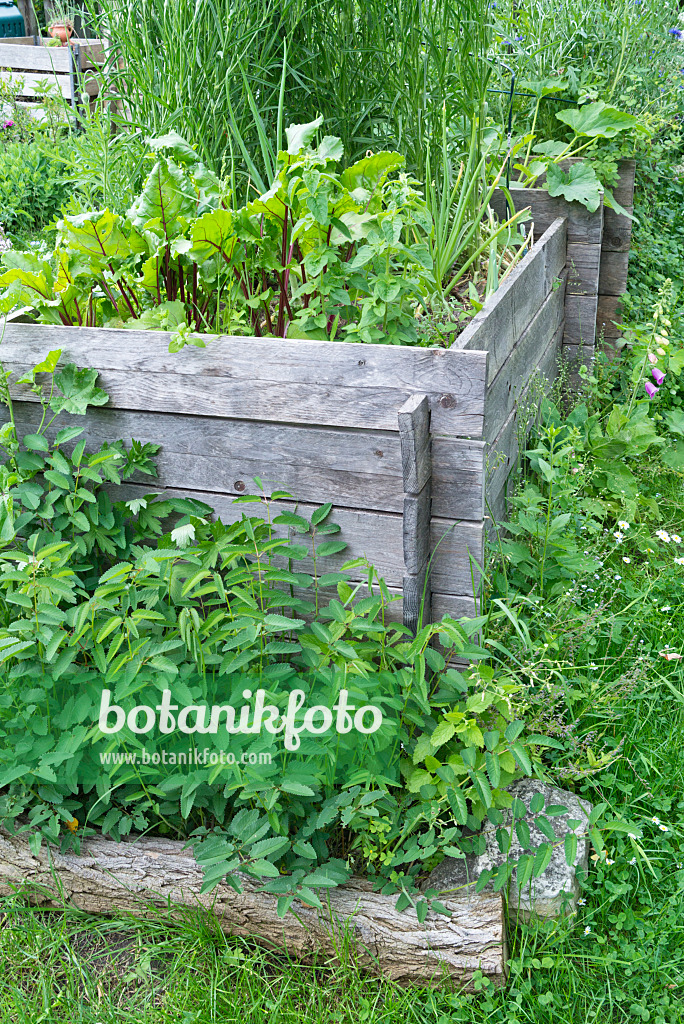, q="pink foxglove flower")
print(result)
[645,381,659,398]
[648,353,658,364]
[652,367,666,386]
